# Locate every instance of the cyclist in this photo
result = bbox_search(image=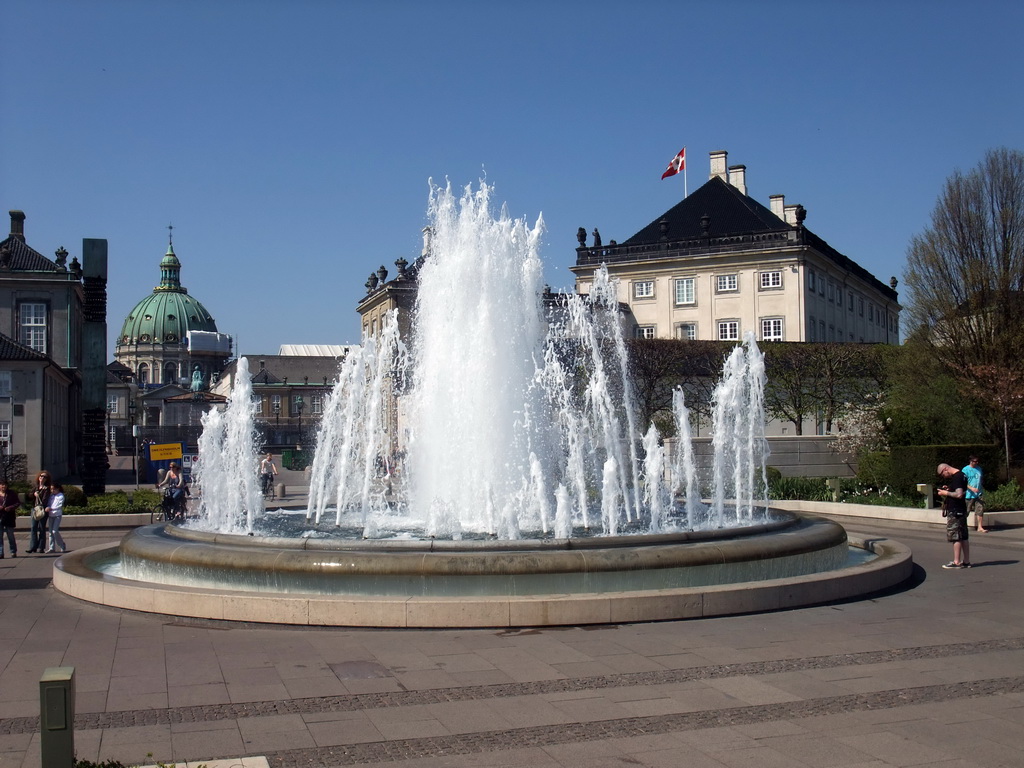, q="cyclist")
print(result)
[259,453,278,498]
[157,461,188,521]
